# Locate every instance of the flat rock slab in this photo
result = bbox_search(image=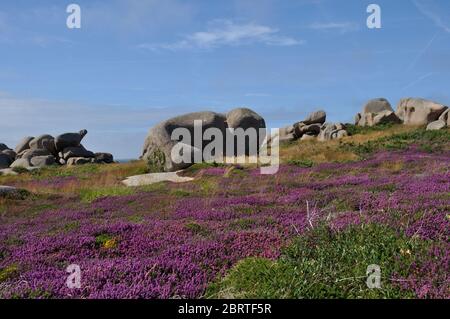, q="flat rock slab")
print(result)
[122,171,194,187]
